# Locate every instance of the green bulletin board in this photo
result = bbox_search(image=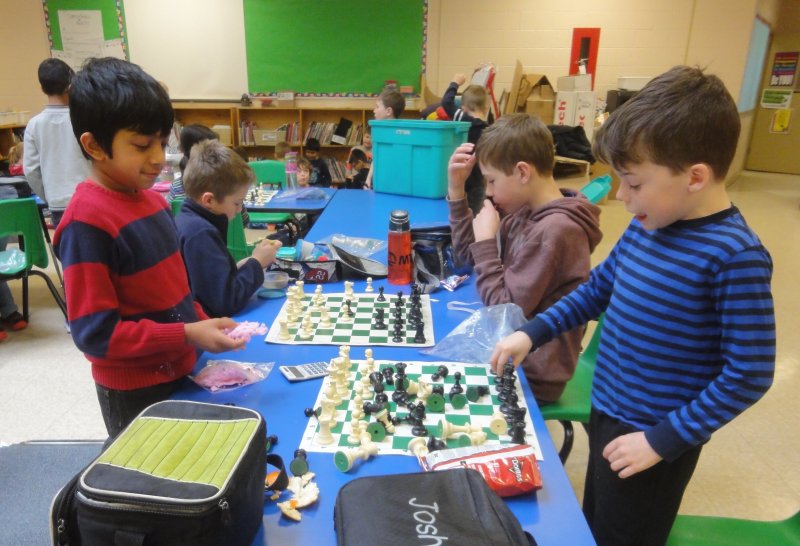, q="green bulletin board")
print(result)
[243,0,425,96]
[42,0,128,55]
